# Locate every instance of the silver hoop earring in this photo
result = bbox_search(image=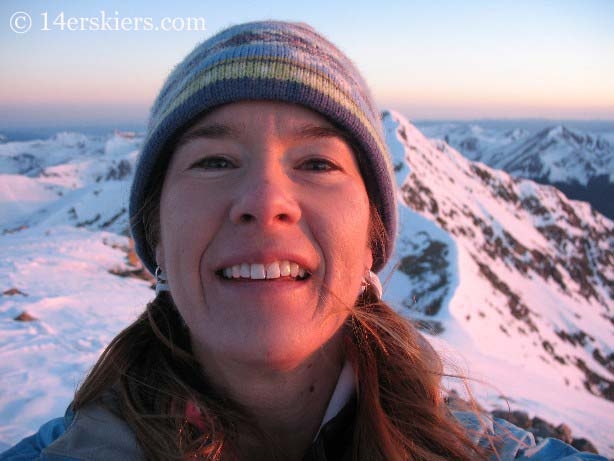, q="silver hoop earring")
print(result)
[155,266,170,294]
[361,270,383,300]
